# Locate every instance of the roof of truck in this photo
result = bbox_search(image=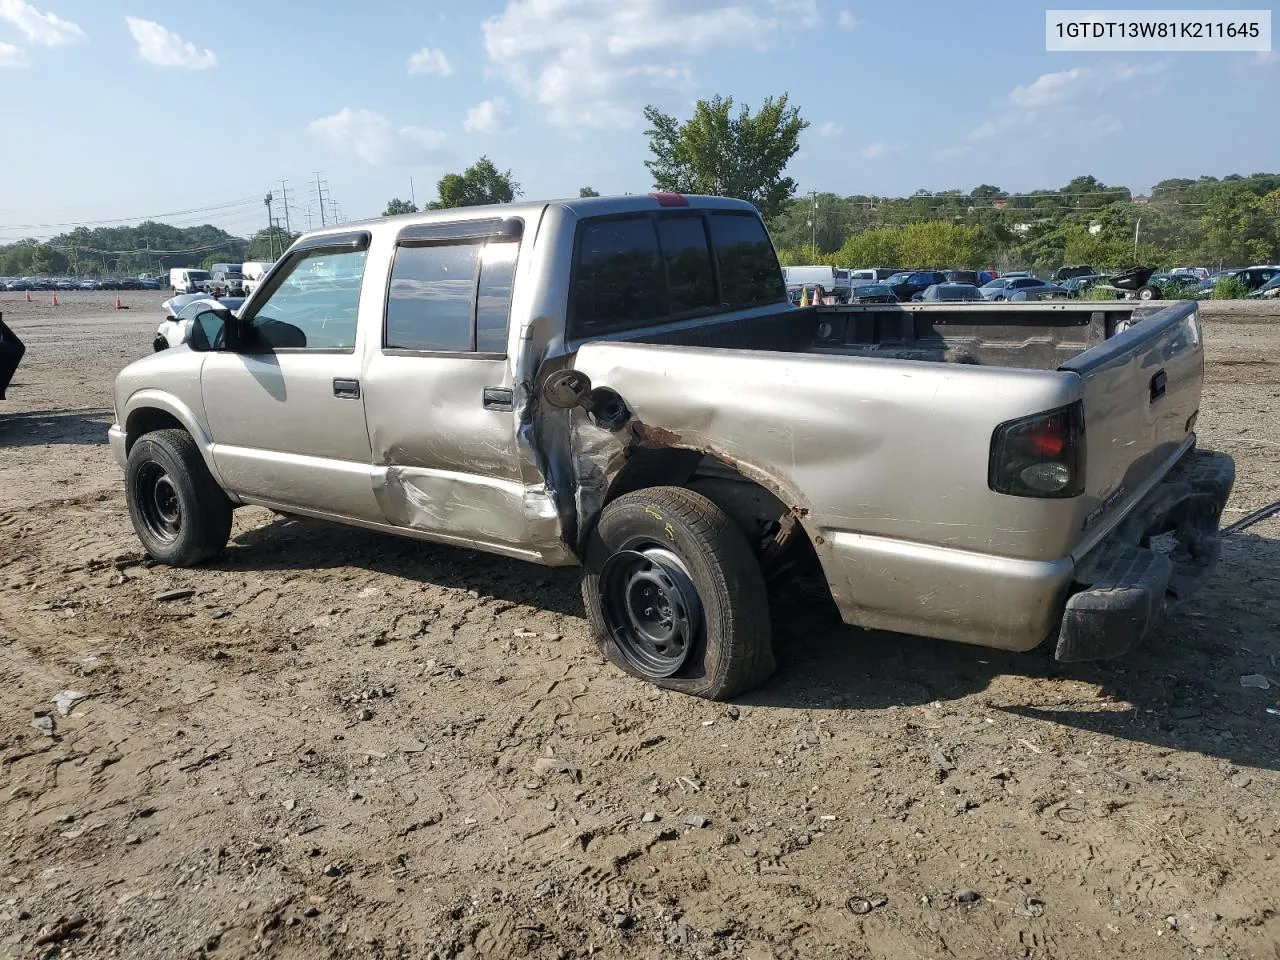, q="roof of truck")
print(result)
[297,194,761,244]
